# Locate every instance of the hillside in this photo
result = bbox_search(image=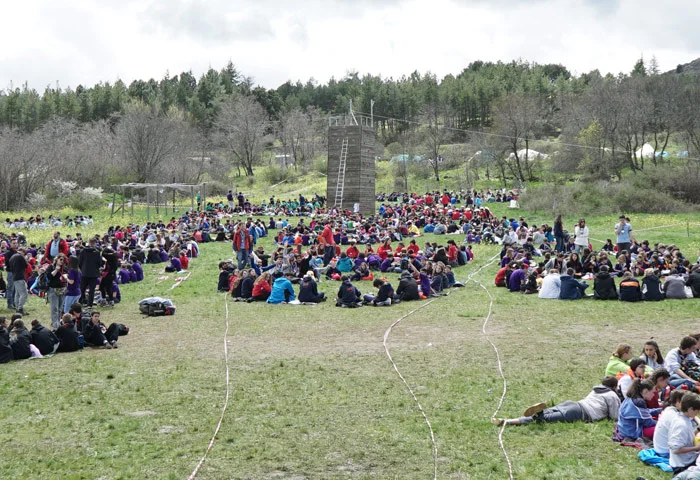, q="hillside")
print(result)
[667,57,700,76]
